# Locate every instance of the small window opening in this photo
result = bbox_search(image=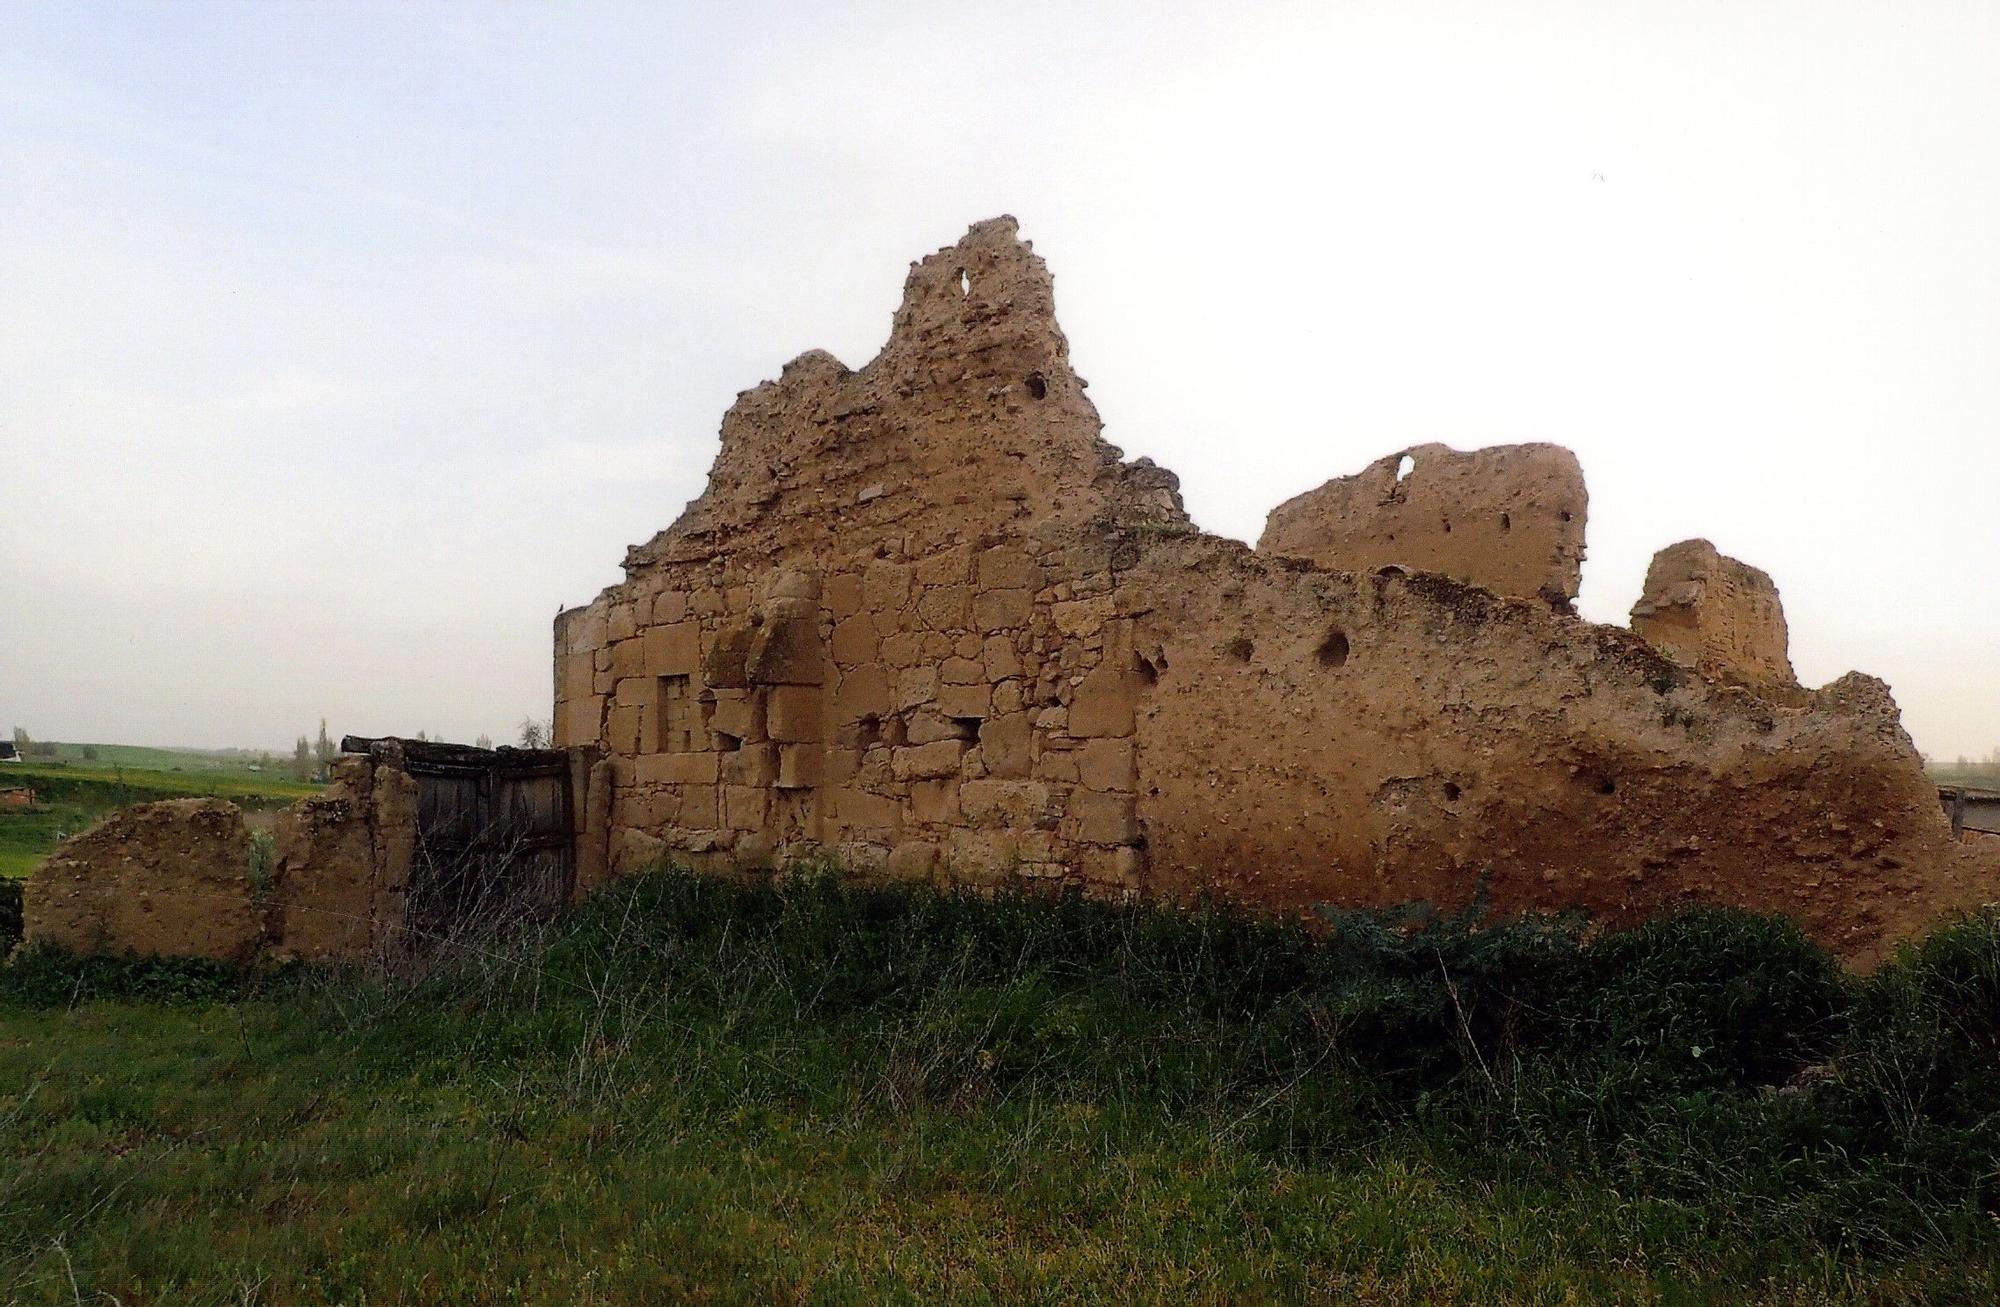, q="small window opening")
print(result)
[1316,629,1351,668]
[1395,454,1416,483]
[1225,636,1254,663]
[658,675,694,753]
[958,268,971,297]
[1024,371,1048,399]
